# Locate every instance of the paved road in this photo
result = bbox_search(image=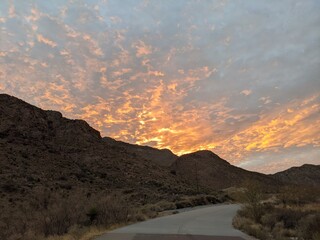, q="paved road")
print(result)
[96,204,254,240]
